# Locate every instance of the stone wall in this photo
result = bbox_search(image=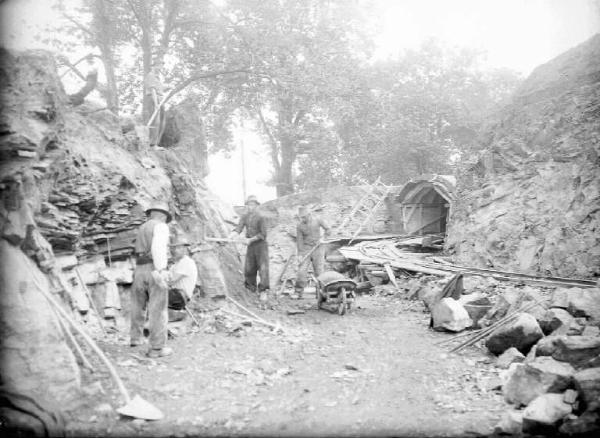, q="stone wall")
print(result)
[446,34,600,279]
